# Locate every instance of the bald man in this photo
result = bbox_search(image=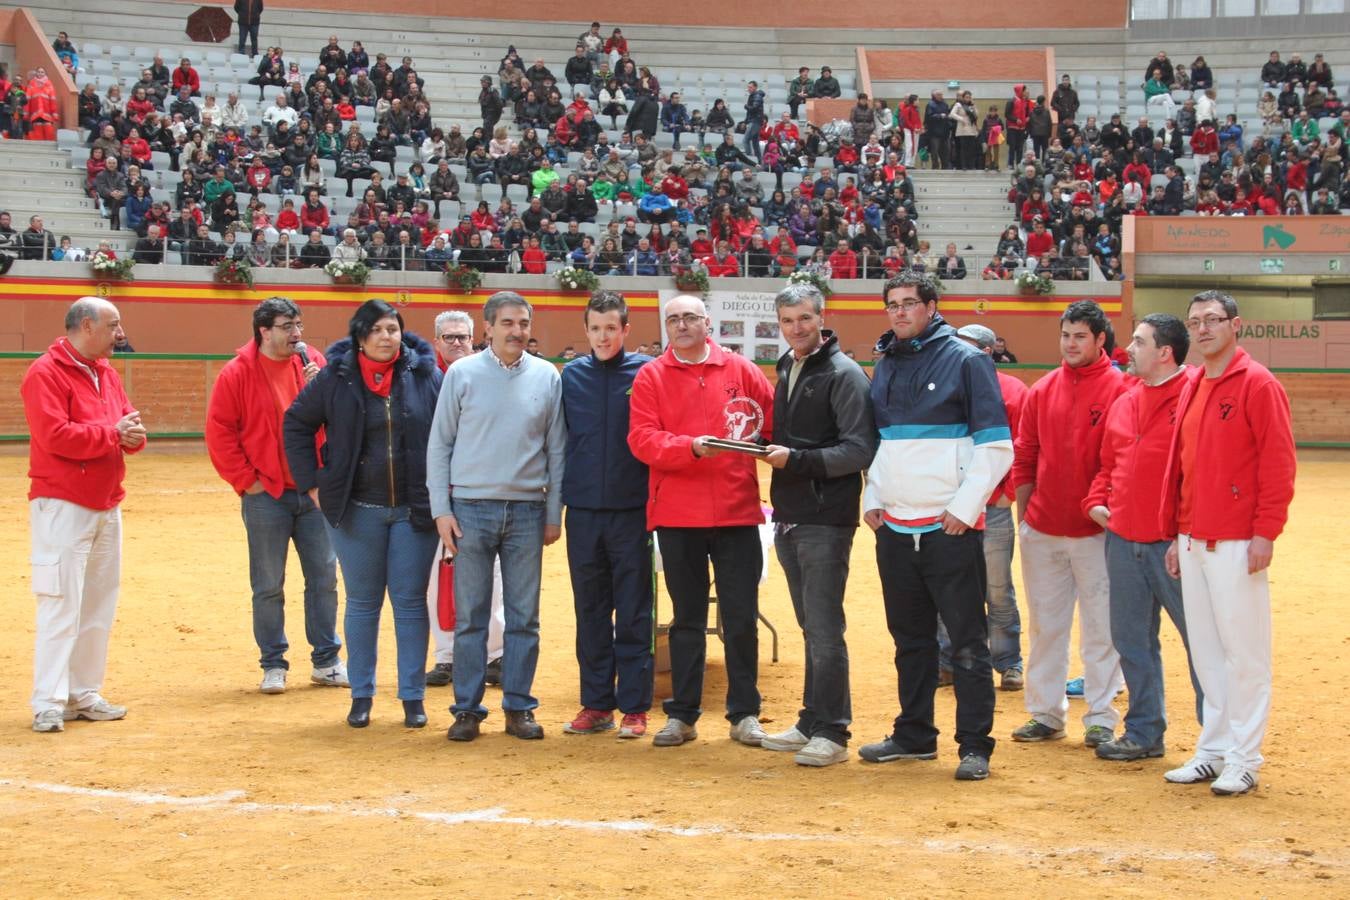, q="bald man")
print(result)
[22,298,146,733]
